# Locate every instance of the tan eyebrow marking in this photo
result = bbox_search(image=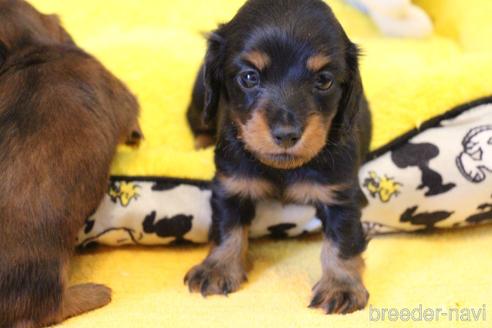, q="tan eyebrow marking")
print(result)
[242,50,271,71]
[307,54,331,71]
